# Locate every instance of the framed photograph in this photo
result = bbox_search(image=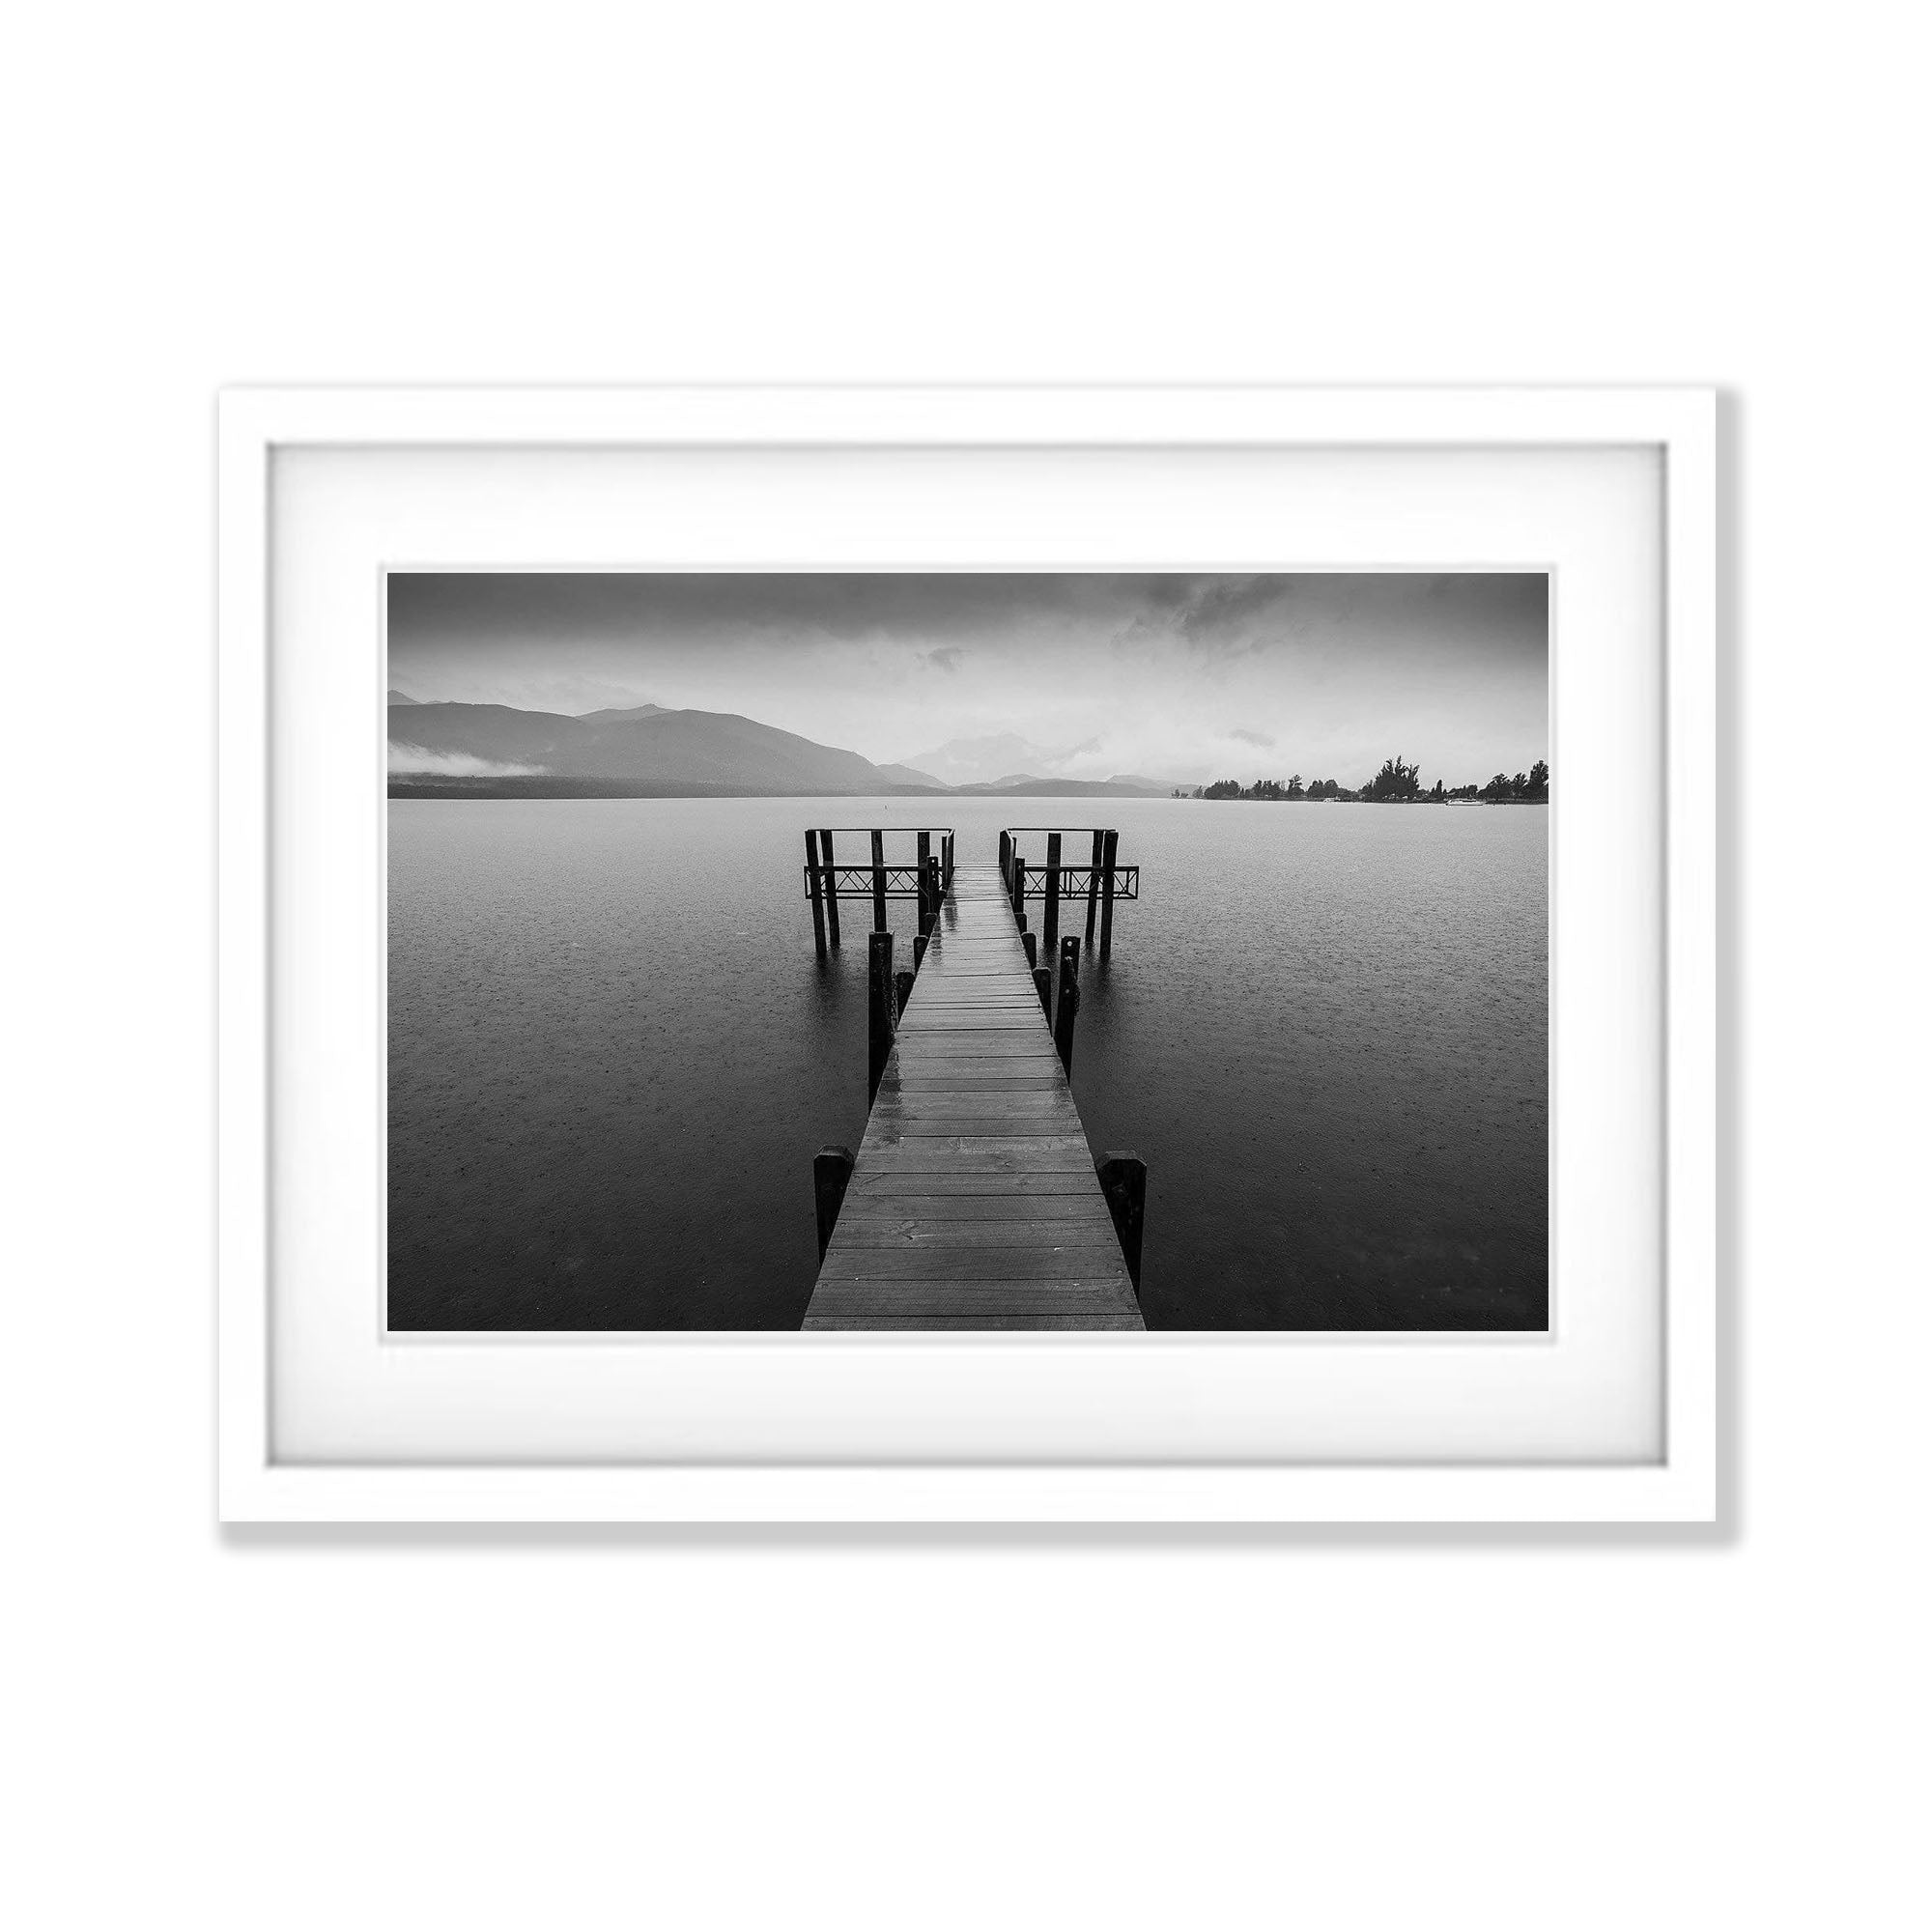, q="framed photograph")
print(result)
[218,385,1716,1521]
